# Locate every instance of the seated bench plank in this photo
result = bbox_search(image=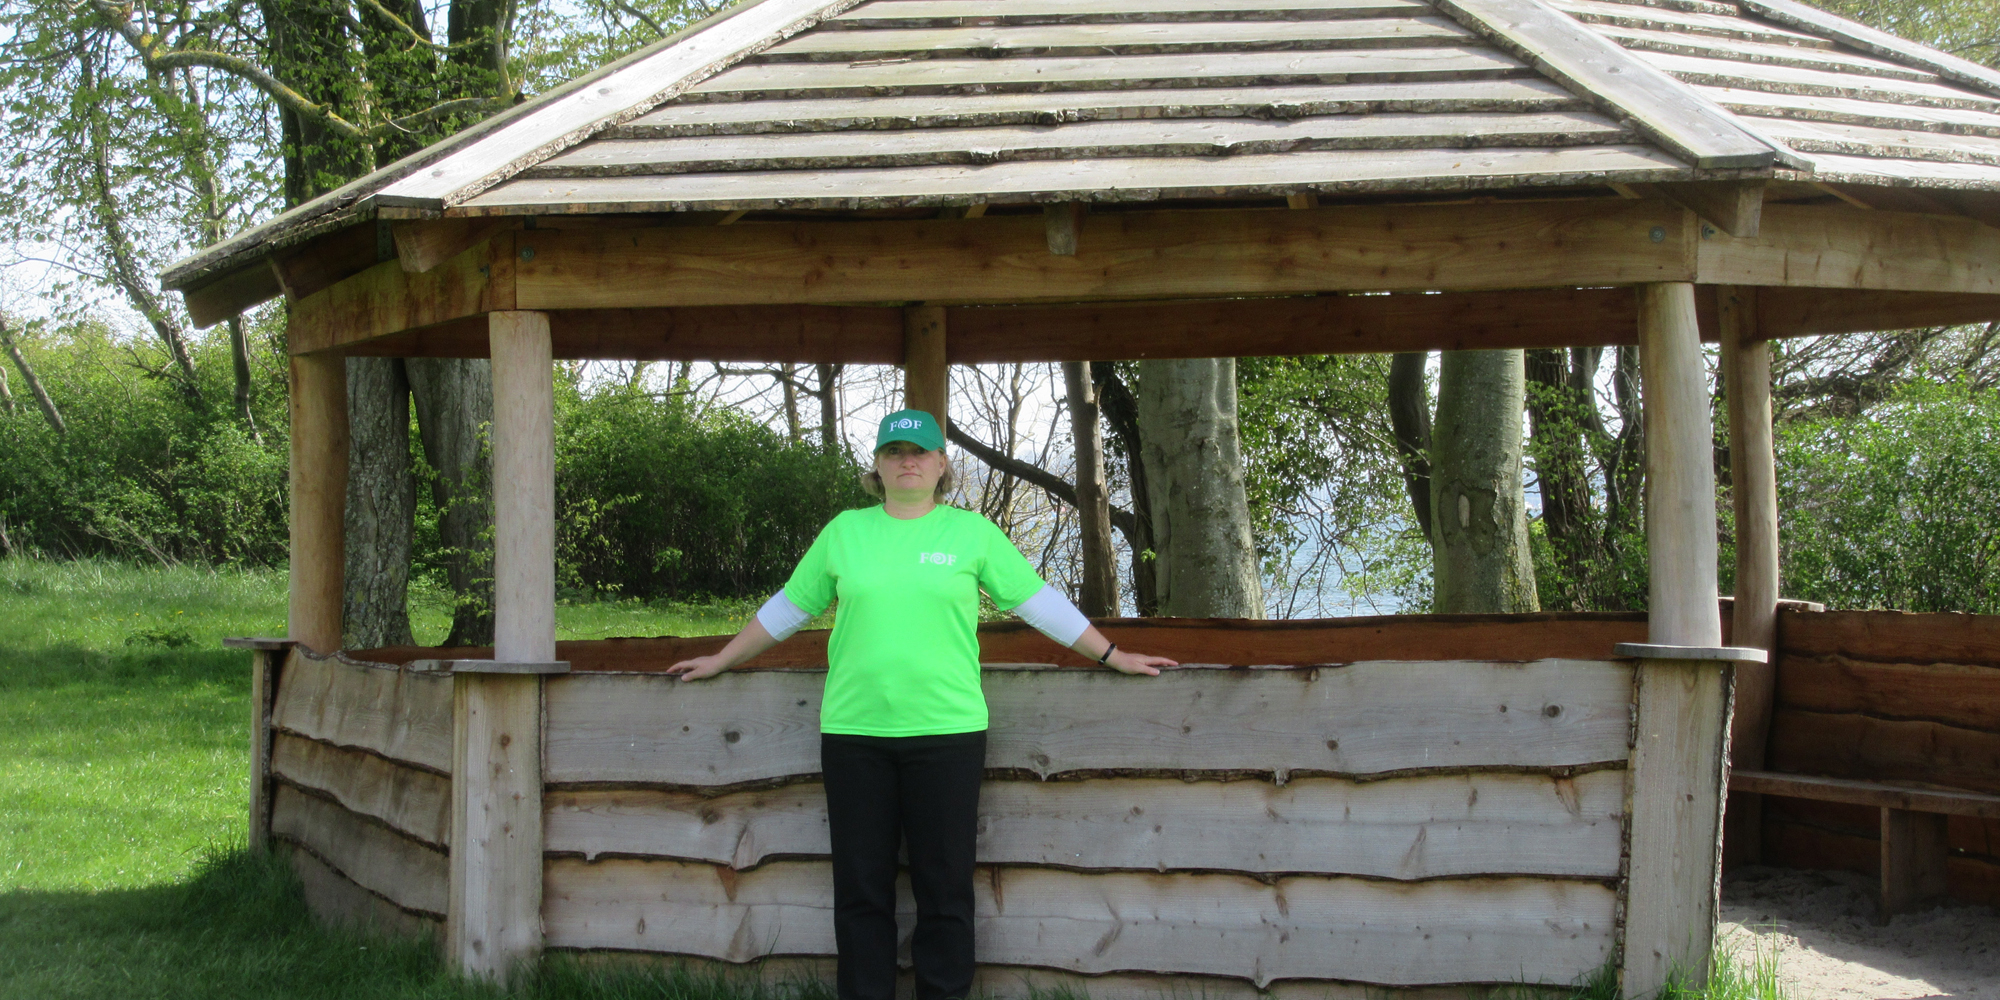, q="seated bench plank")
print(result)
[1730,769,2000,819]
